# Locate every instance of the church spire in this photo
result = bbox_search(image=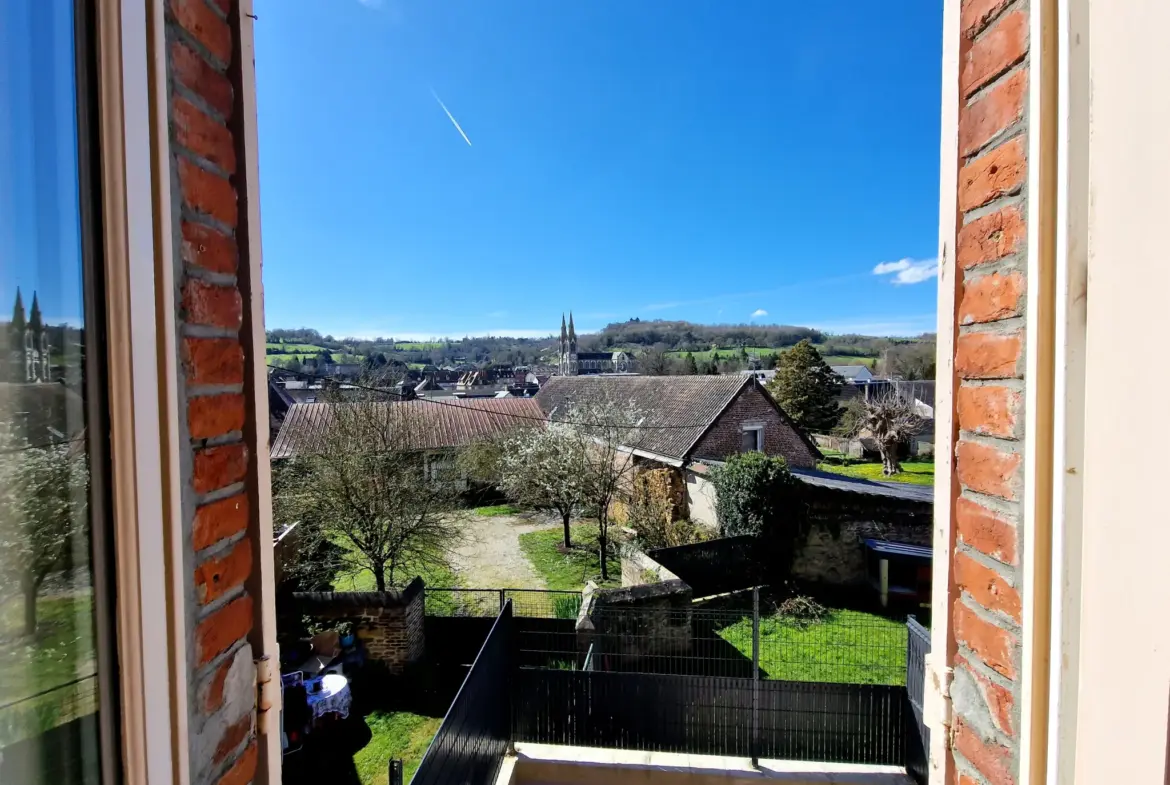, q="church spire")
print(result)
[568,312,576,343]
[11,287,25,330]
[28,292,43,332]
[560,313,567,346]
